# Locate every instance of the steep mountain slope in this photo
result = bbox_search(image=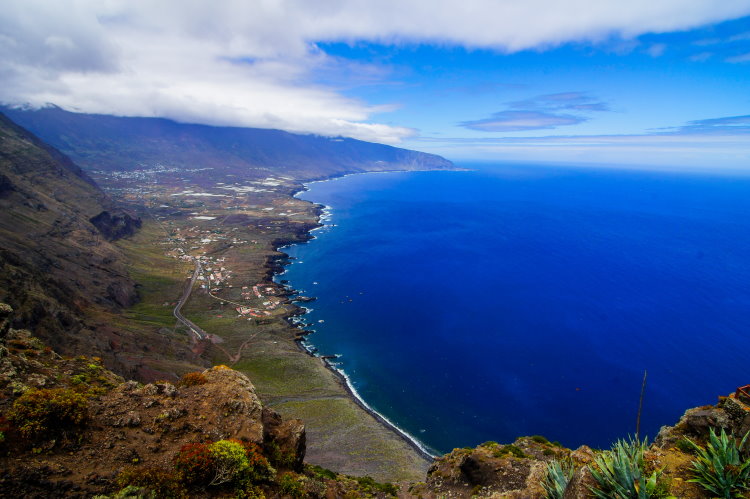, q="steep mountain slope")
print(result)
[0,111,136,330]
[1,105,454,179]
[0,112,198,378]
